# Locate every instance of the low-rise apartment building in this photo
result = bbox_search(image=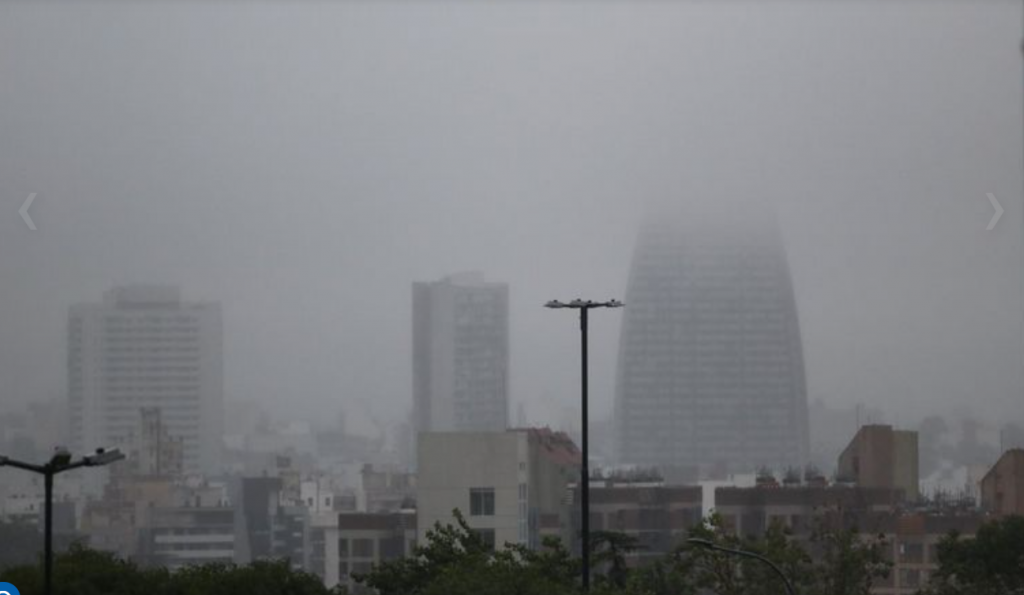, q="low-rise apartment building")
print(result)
[417,428,580,550]
[585,480,703,564]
